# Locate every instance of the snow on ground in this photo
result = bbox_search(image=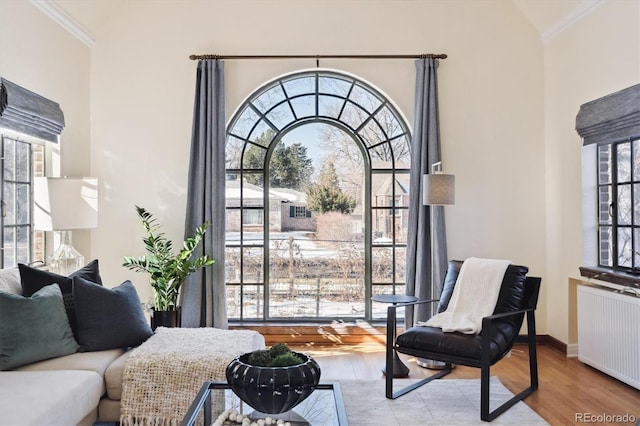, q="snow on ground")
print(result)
[226,231,349,259]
